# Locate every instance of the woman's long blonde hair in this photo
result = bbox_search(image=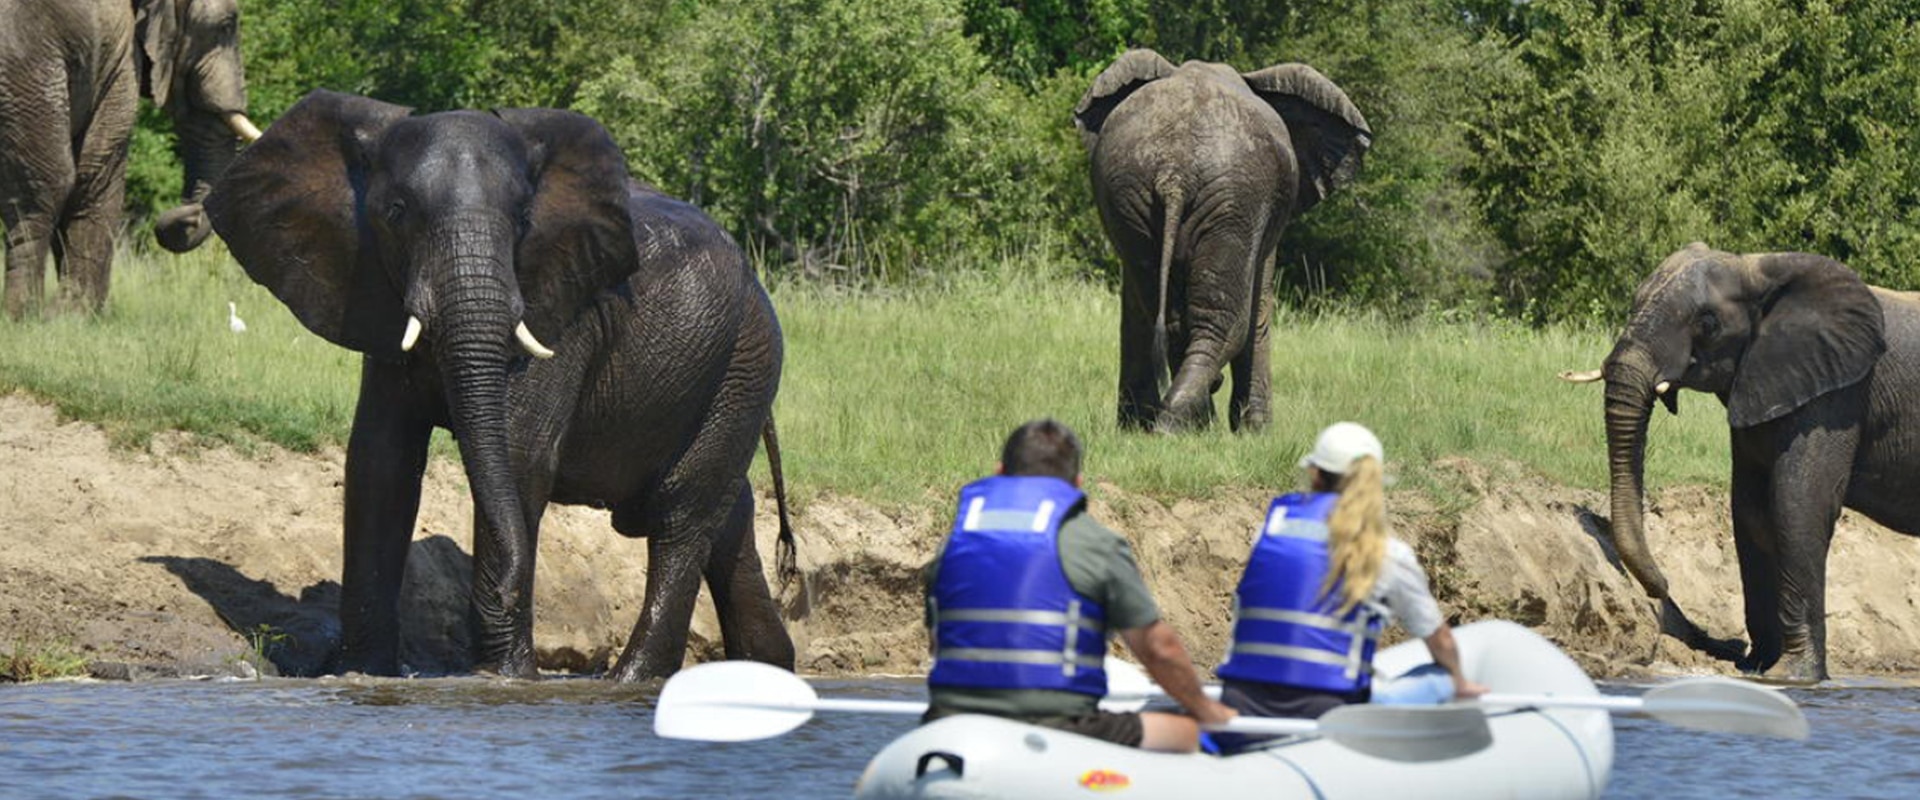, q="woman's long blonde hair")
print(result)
[1318,455,1389,614]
